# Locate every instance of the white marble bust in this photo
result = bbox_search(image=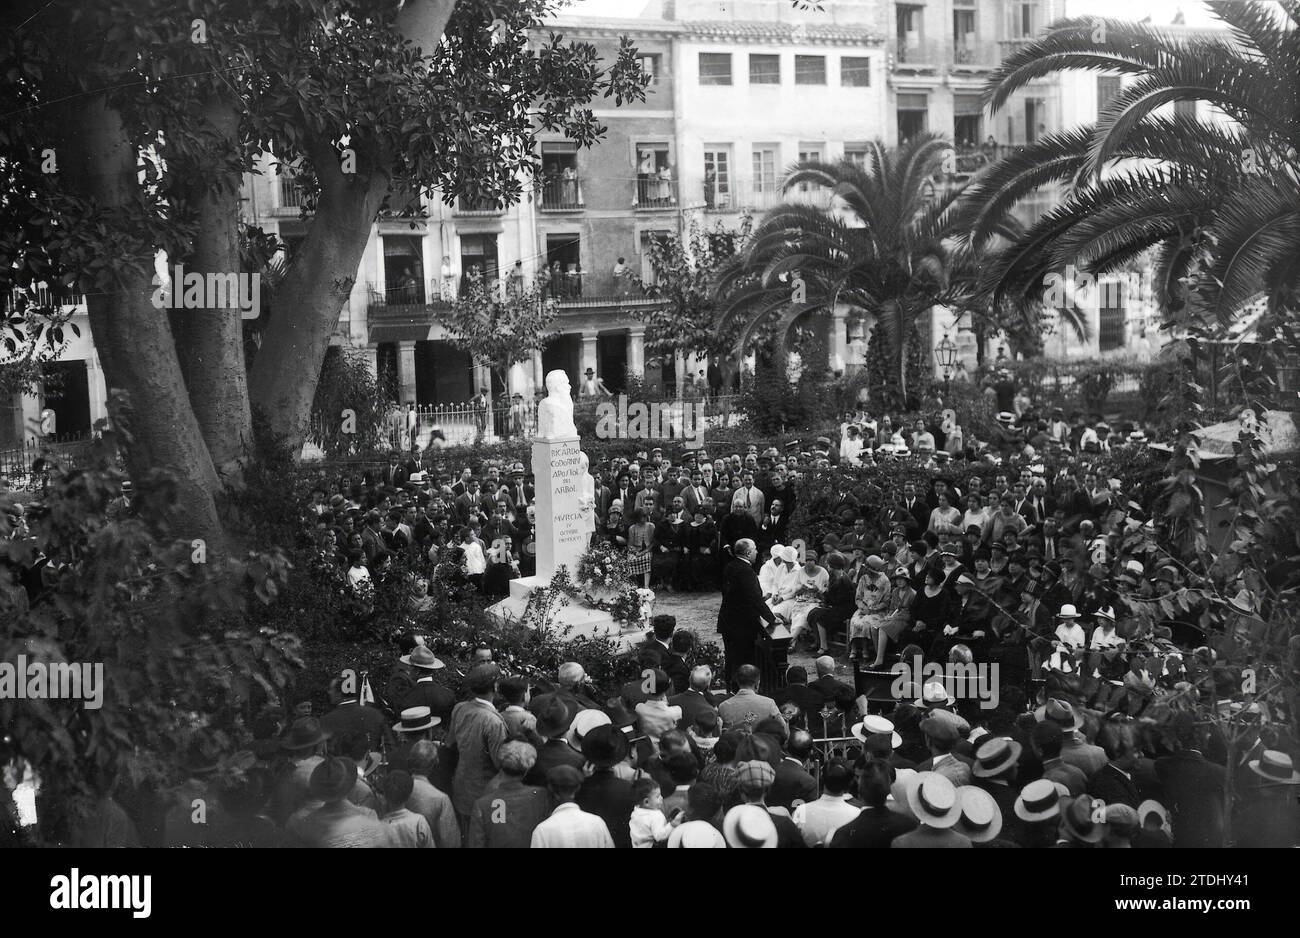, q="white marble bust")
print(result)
[578,452,596,535]
[535,369,578,440]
